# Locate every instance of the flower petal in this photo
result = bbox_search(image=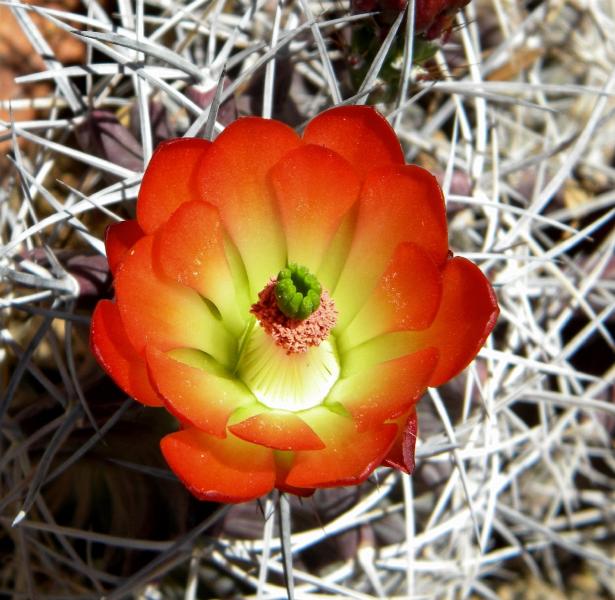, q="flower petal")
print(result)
[161,428,275,503]
[105,220,144,275]
[90,300,162,406]
[382,409,418,474]
[137,138,211,234]
[333,165,448,329]
[153,200,247,337]
[196,117,301,292]
[413,256,499,386]
[115,236,235,367]
[146,346,253,438]
[270,144,360,272]
[284,408,397,488]
[343,257,497,385]
[273,452,315,496]
[327,347,437,431]
[303,106,404,176]
[276,482,315,497]
[228,408,325,451]
[338,242,442,350]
